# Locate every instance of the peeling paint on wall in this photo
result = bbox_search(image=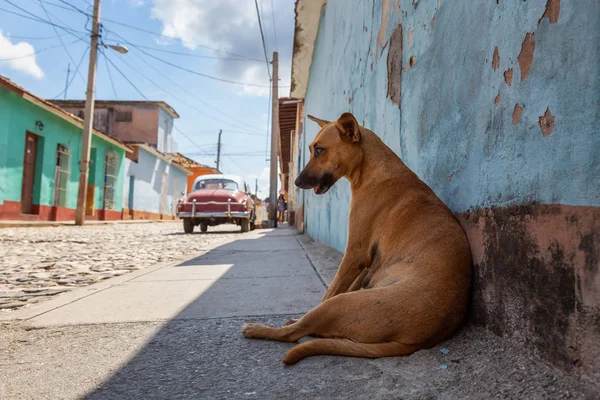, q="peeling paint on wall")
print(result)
[375,0,390,61]
[512,104,524,125]
[539,0,560,24]
[492,46,500,70]
[518,33,536,81]
[494,92,501,105]
[504,68,513,86]
[386,24,403,106]
[539,108,555,137]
